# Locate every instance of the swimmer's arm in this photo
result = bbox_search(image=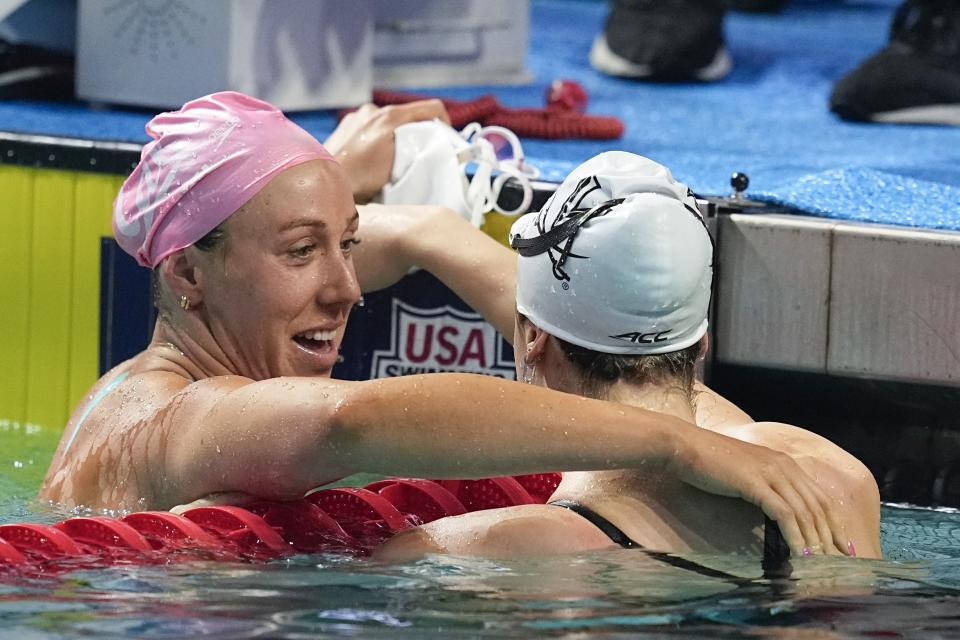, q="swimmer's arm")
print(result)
[355,204,517,337]
[723,421,882,558]
[164,373,851,557]
[164,373,689,501]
